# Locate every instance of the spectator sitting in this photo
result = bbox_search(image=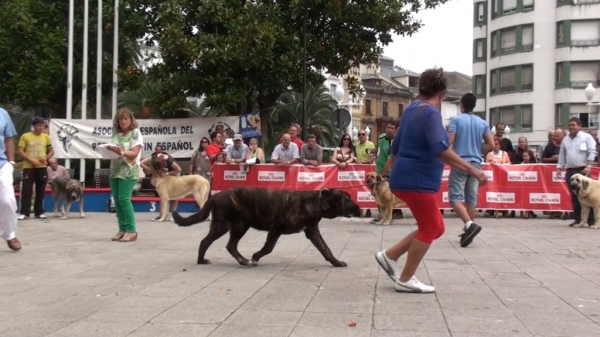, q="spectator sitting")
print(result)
[485,138,511,164]
[226,134,249,164]
[354,129,375,164]
[332,133,356,168]
[271,133,299,166]
[46,158,70,189]
[300,134,323,167]
[513,136,537,164]
[214,153,226,164]
[245,137,264,164]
